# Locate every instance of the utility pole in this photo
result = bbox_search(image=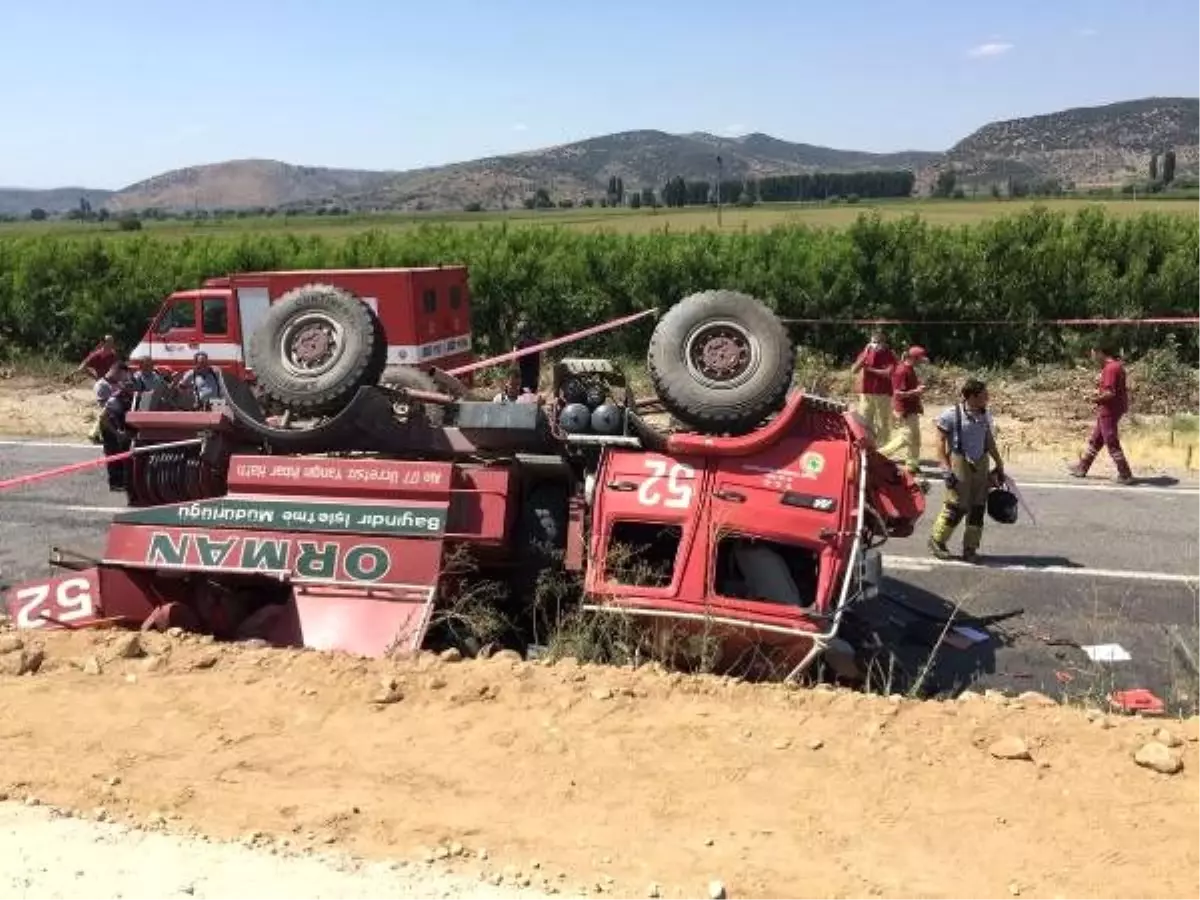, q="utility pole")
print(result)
[716,154,723,227]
